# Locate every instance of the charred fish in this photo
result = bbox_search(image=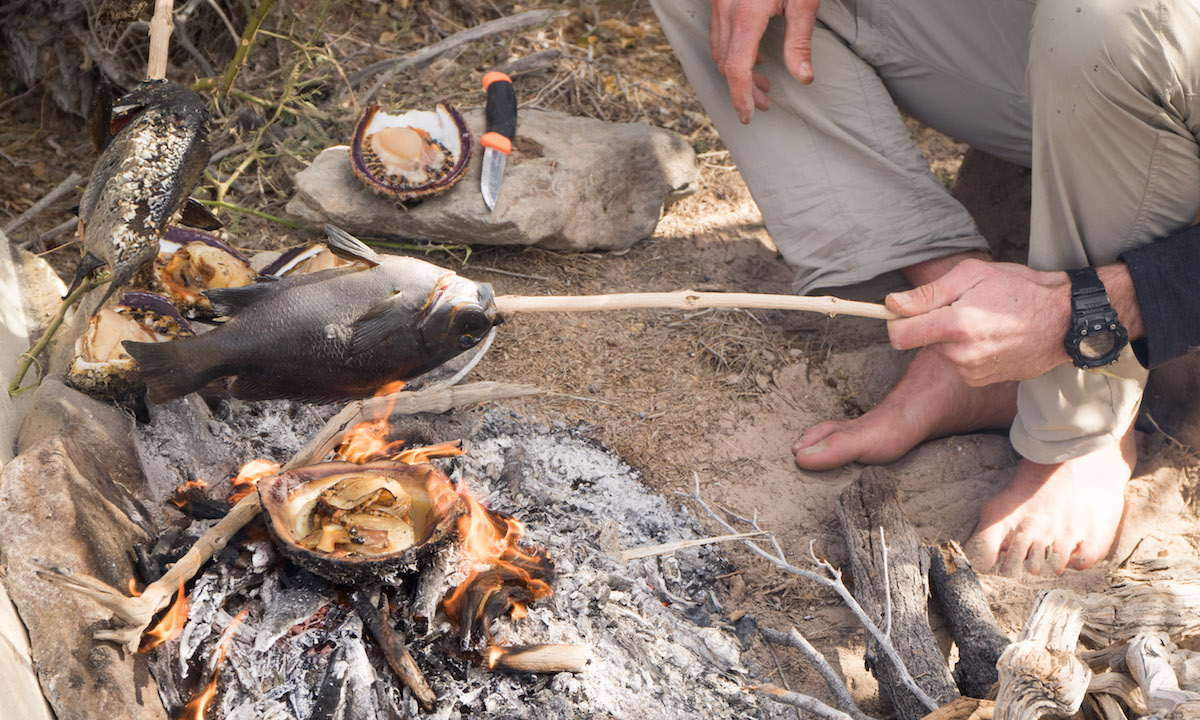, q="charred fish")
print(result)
[70,79,214,311]
[124,226,500,403]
